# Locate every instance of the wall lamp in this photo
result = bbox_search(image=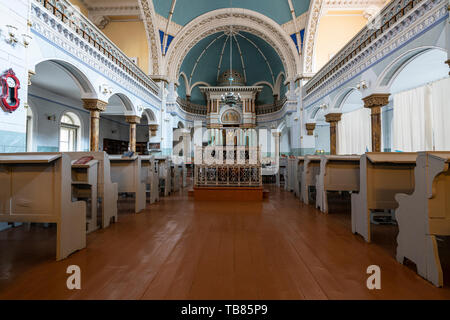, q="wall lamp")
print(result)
[3,25,32,48]
[356,80,368,90]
